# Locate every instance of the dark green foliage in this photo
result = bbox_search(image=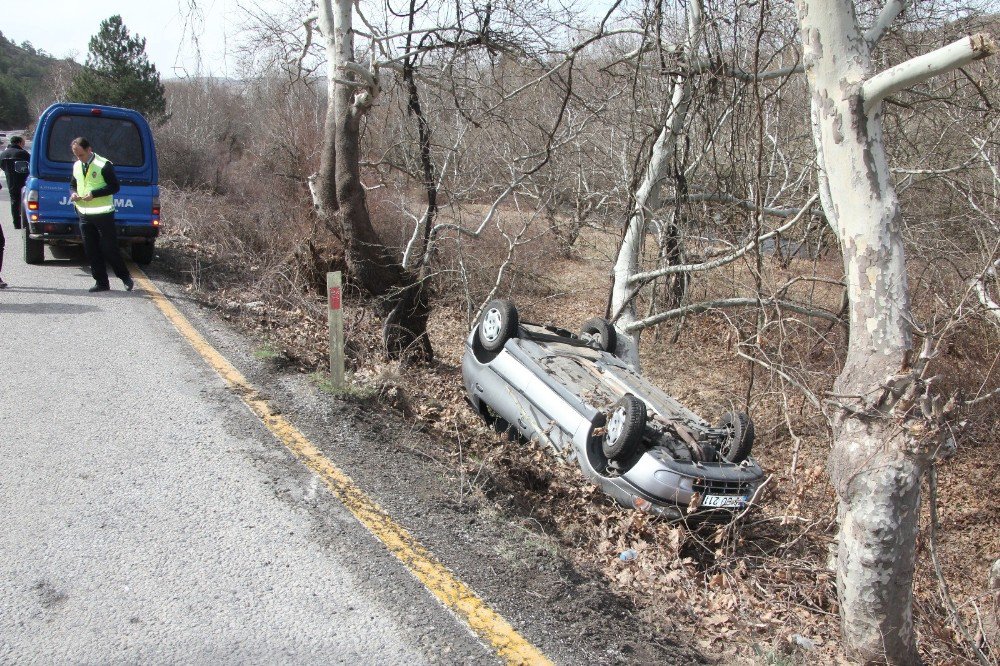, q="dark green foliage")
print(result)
[0,32,56,126]
[0,74,29,126]
[67,15,166,120]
